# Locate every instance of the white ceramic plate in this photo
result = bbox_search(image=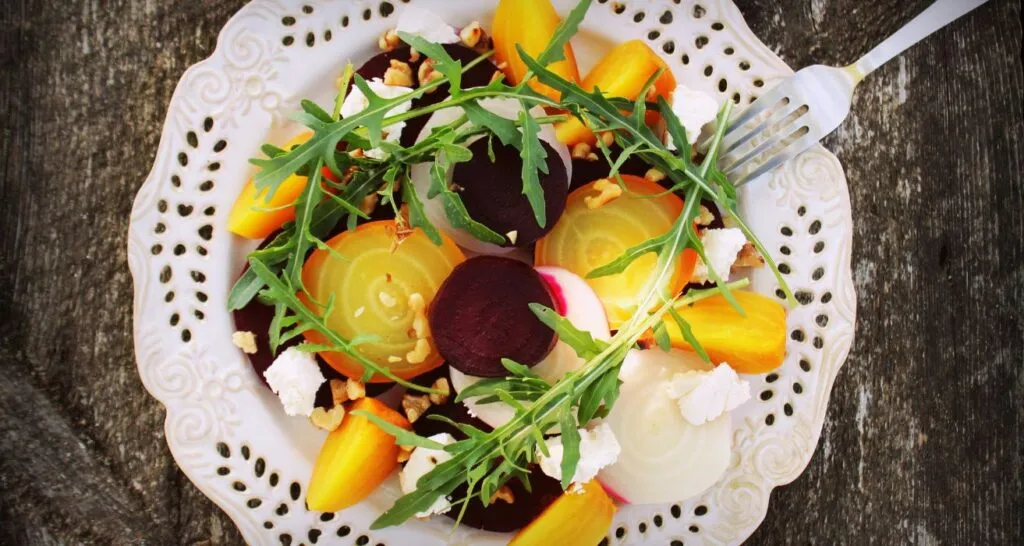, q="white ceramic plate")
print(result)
[128,1,856,544]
